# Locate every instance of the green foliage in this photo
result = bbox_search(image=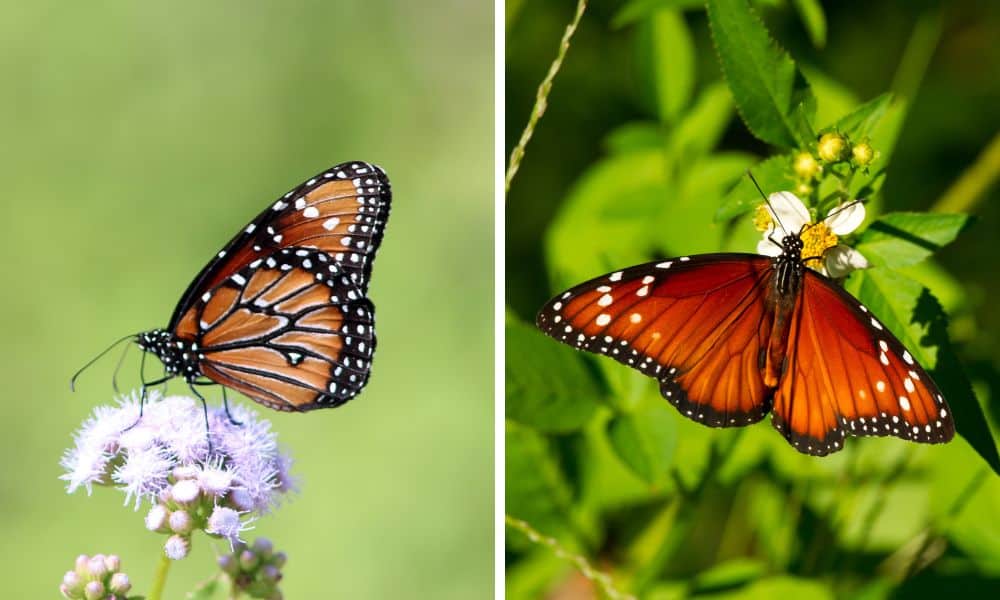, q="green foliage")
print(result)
[508,0,999,597]
[706,0,817,148]
[506,315,604,432]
